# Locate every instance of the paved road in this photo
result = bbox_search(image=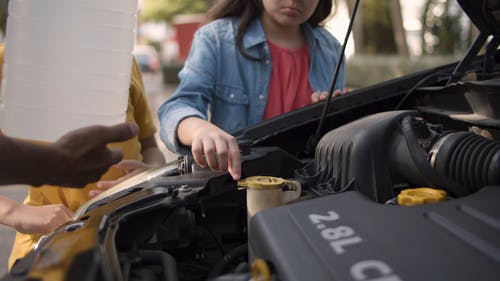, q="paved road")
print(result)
[0,75,178,276]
